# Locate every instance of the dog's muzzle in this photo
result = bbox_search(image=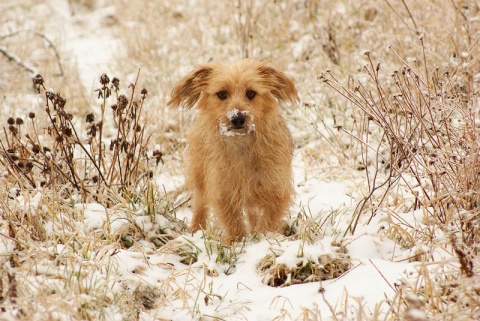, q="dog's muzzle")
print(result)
[230,112,246,129]
[219,109,255,137]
